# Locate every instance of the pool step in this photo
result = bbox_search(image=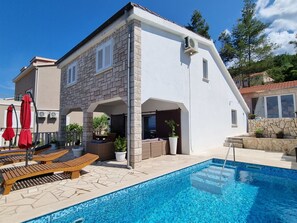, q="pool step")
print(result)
[223,137,243,148]
[191,165,236,195]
